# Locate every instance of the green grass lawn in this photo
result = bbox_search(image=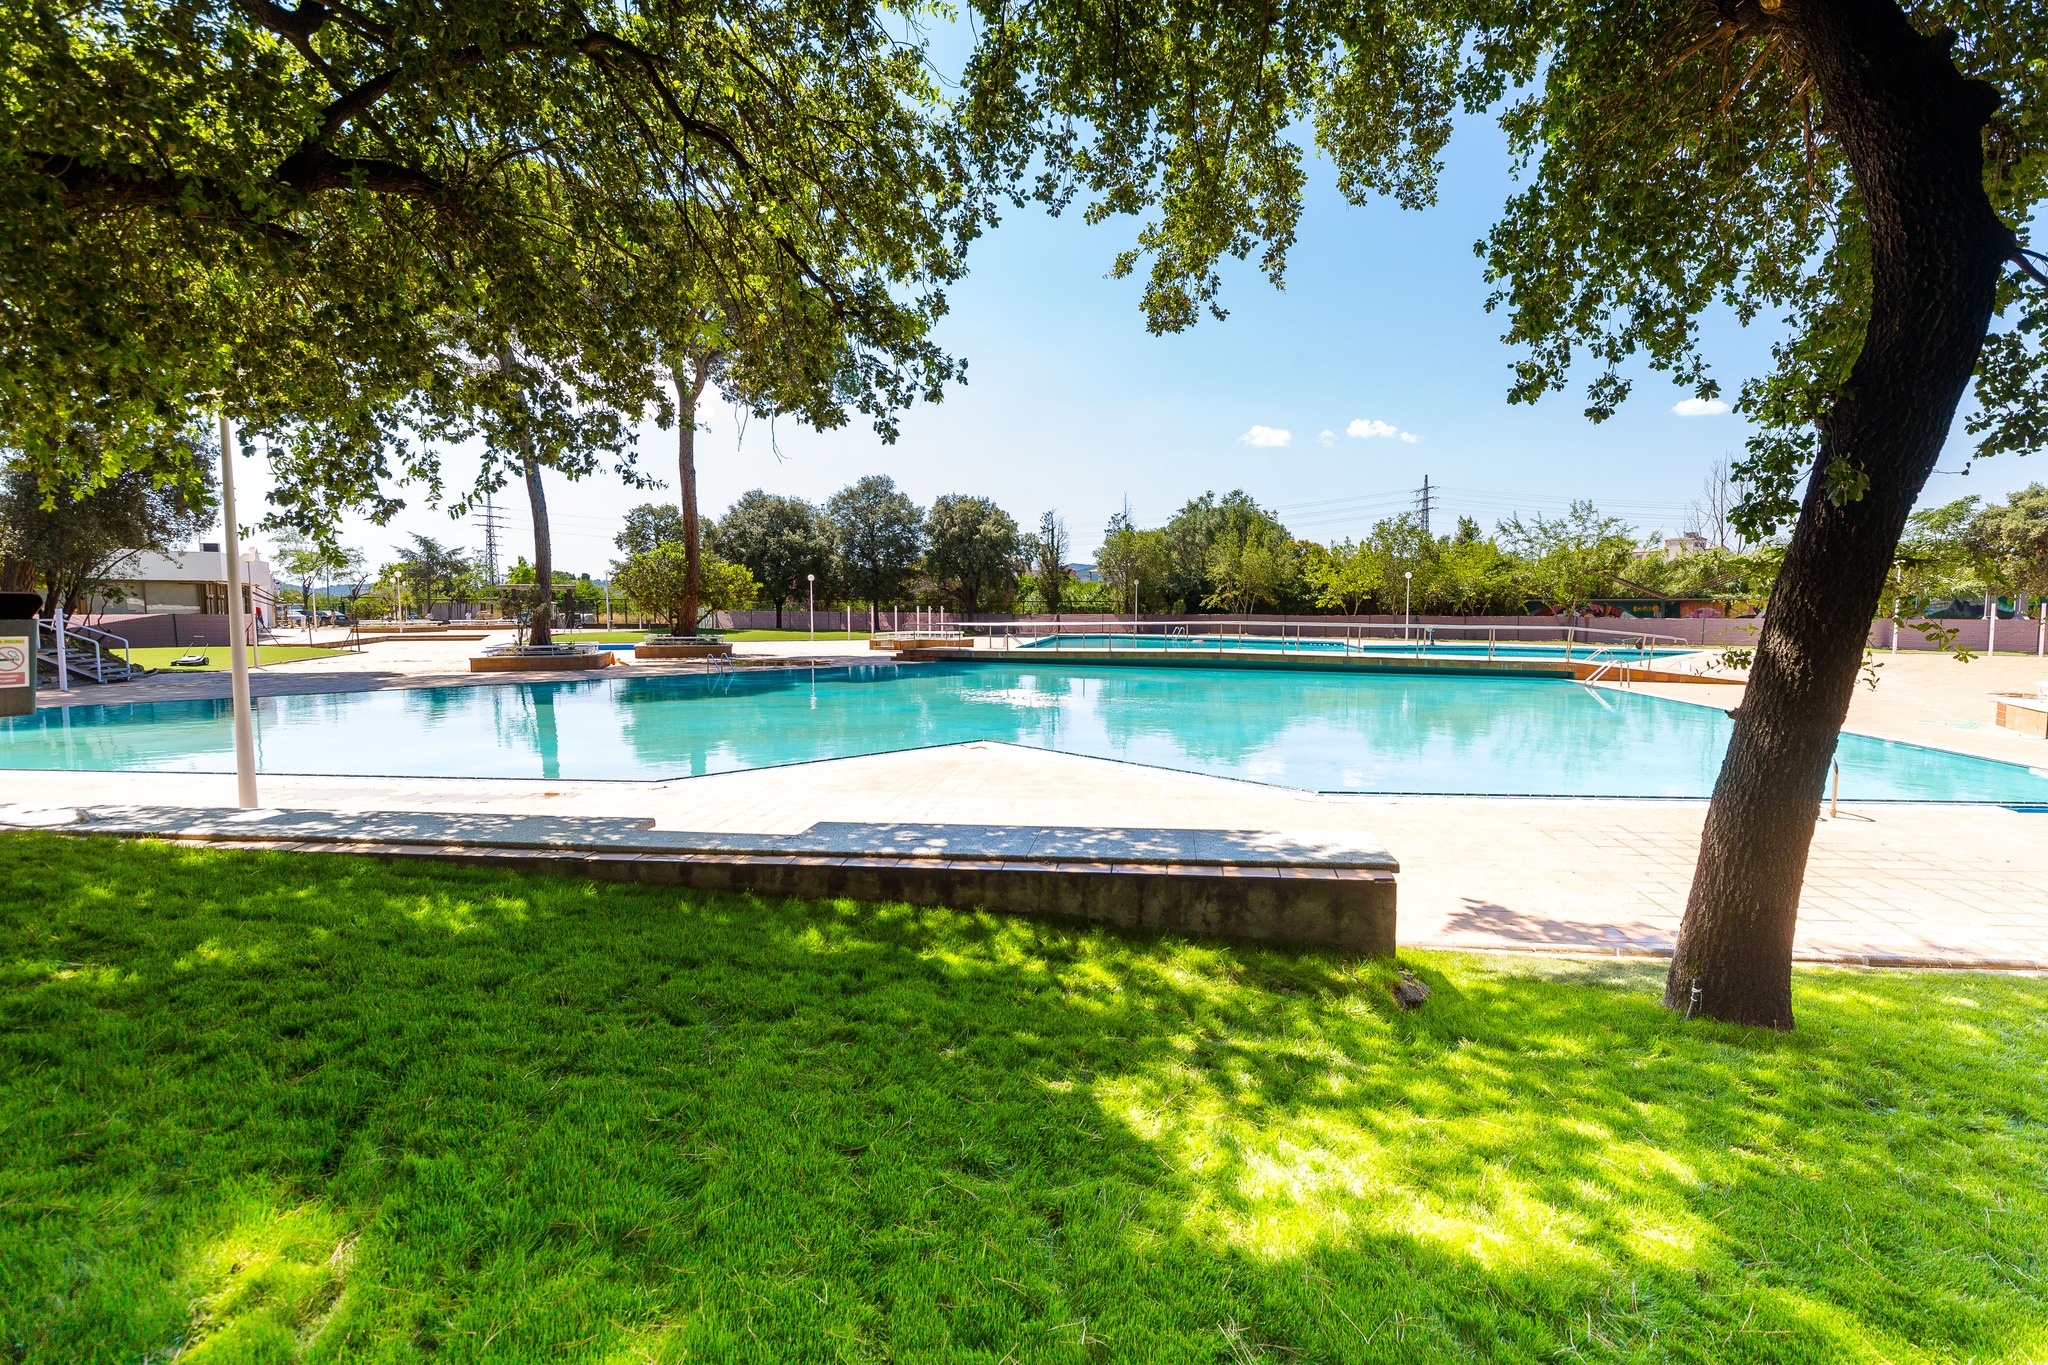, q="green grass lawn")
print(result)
[123,645,352,672]
[2,833,2042,1362]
